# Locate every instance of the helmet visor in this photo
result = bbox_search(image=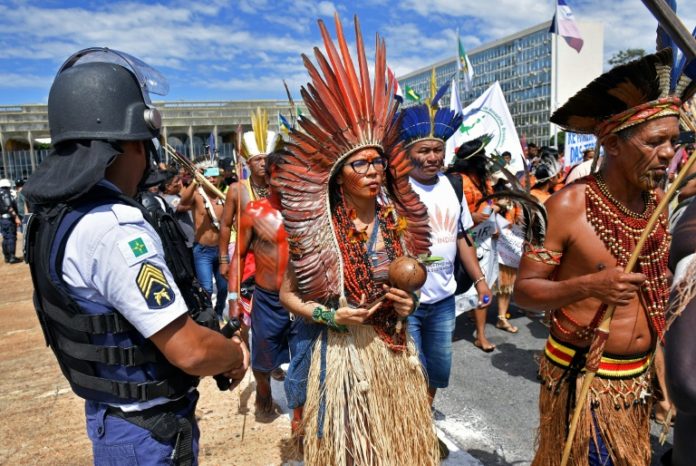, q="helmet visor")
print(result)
[57,47,169,104]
